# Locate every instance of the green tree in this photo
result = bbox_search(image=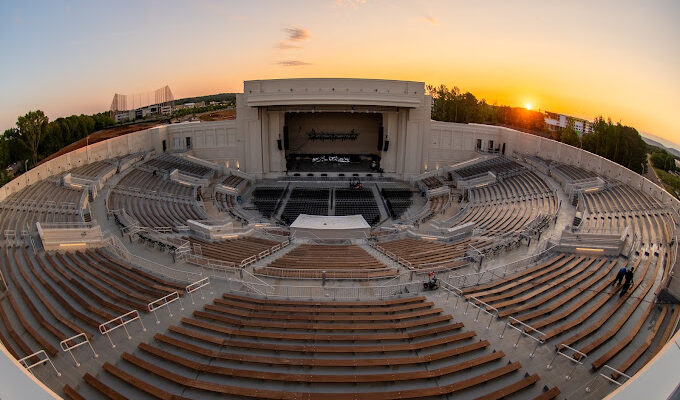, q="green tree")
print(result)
[650,150,677,172]
[560,126,581,147]
[16,110,49,166]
